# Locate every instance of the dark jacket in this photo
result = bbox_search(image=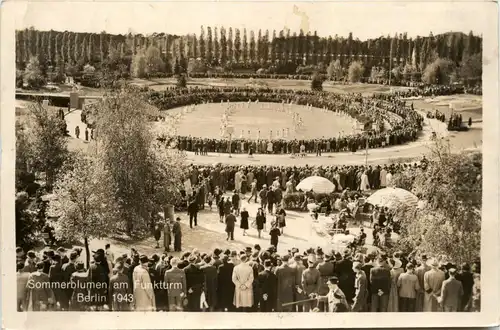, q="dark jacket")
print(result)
[370,266,391,295]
